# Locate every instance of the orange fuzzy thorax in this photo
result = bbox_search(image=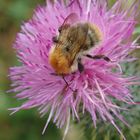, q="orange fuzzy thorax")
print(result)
[49,47,71,74]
